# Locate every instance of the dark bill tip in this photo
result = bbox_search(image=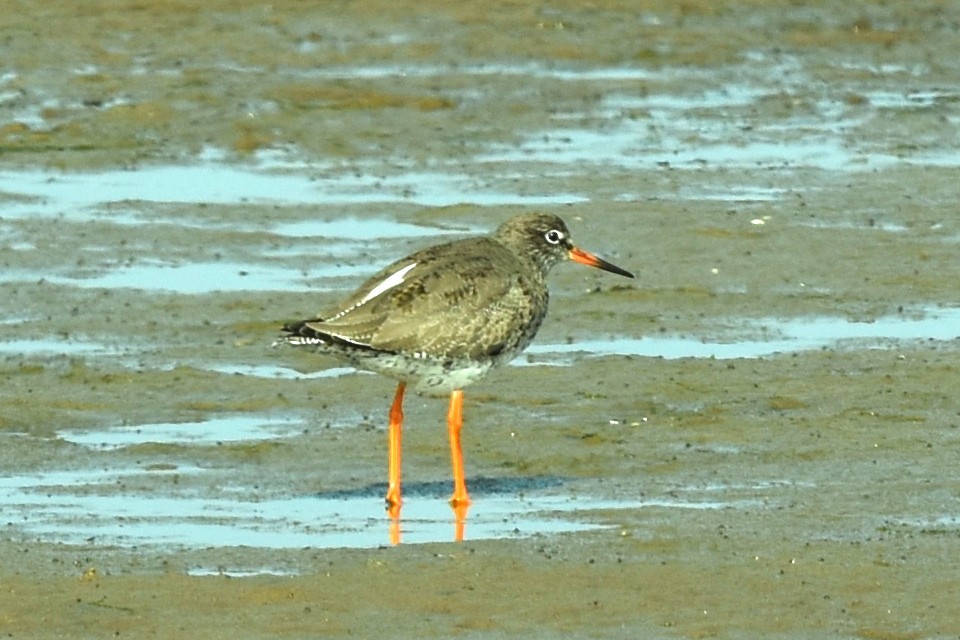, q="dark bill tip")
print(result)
[568,247,635,279]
